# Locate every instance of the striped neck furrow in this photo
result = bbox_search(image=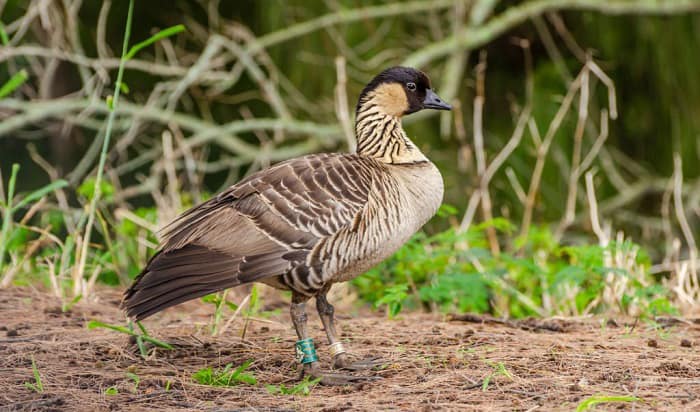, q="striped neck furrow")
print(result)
[354,100,428,164]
